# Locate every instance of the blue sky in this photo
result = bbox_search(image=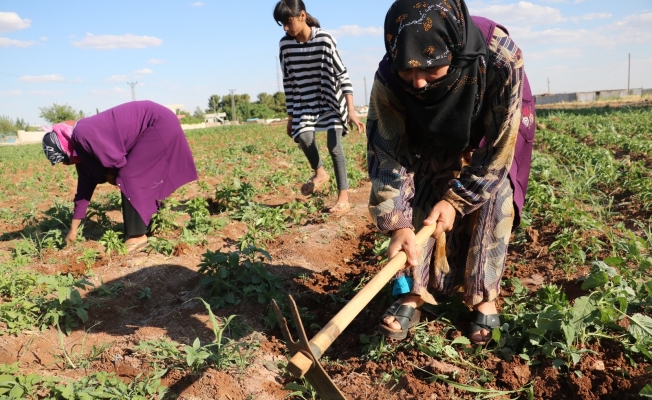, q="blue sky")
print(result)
[1,0,651,125]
